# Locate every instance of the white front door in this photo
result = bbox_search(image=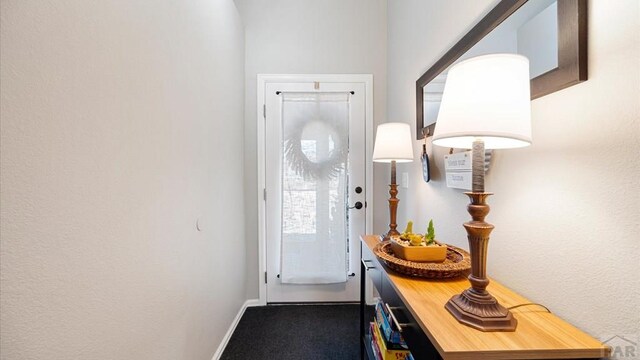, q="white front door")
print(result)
[263,79,368,303]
